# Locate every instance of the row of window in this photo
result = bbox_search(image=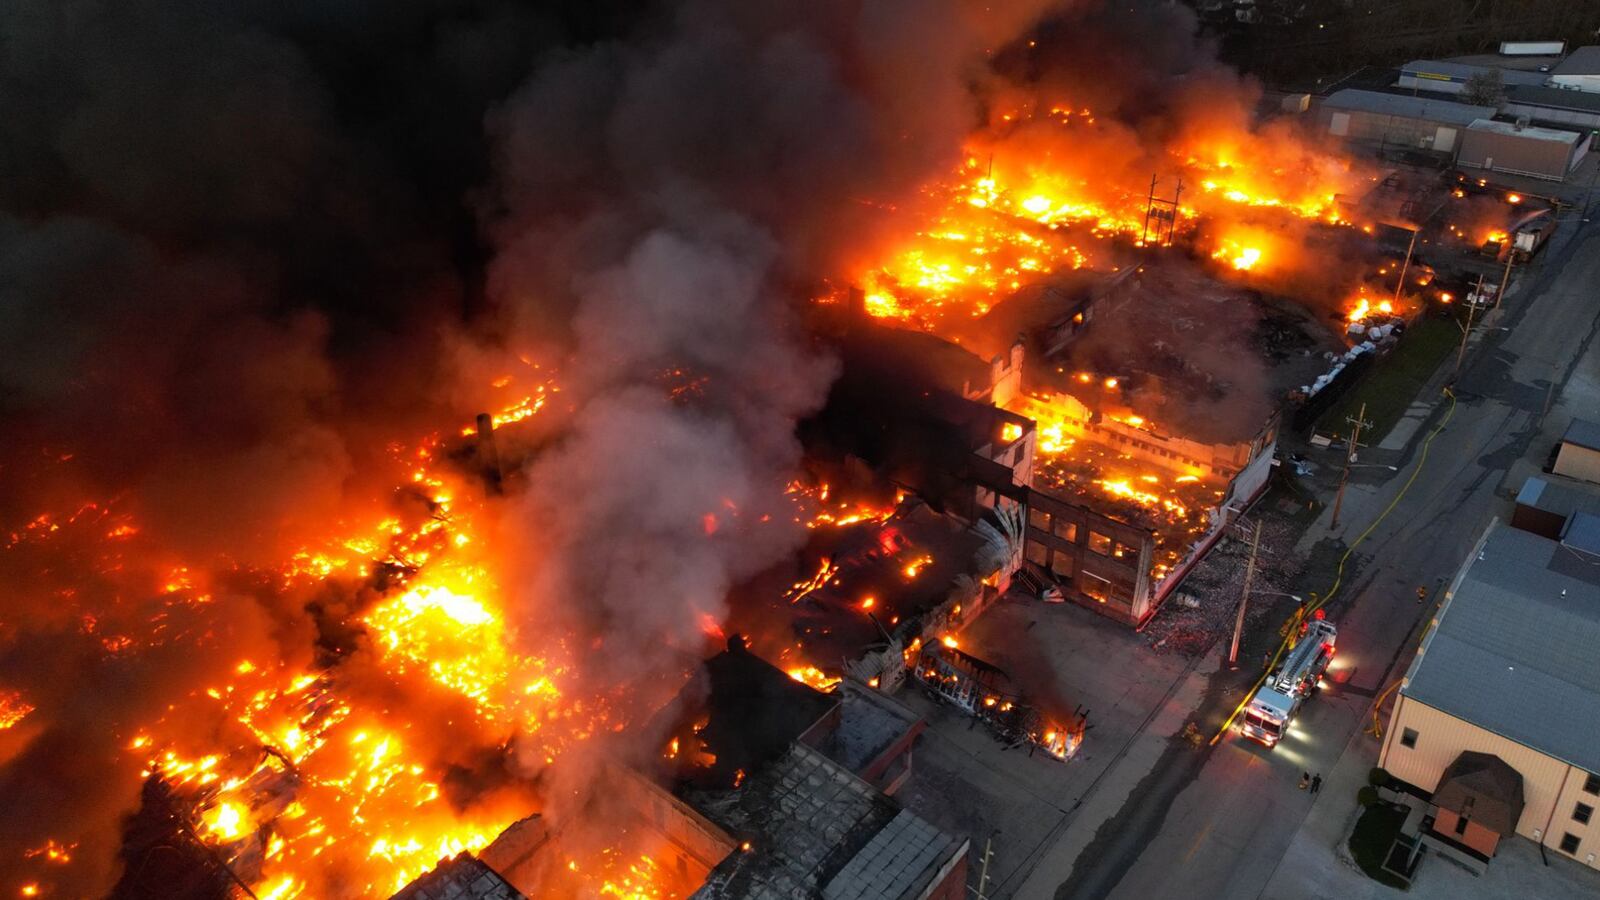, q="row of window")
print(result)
[1398,727,1600,855]
[1027,510,1135,559]
[1022,541,1132,605]
[1095,428,1211,471]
